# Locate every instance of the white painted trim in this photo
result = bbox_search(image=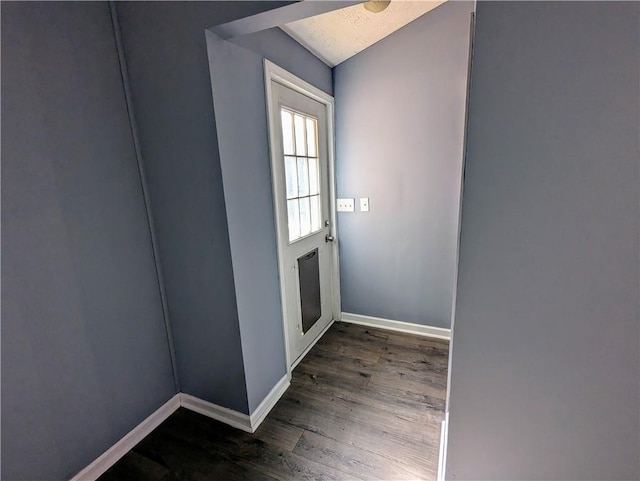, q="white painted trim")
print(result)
[437,412,450,481]
[181,373,291,434]
[249,374,291,430]
[264,59,341,376]
[264,59,293,375]
[70,394,180,481]
[437,413,446,481]
[340,313,451,340]
[179,393,252,433]
[265,59,334,106]
[437,420,445,481]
